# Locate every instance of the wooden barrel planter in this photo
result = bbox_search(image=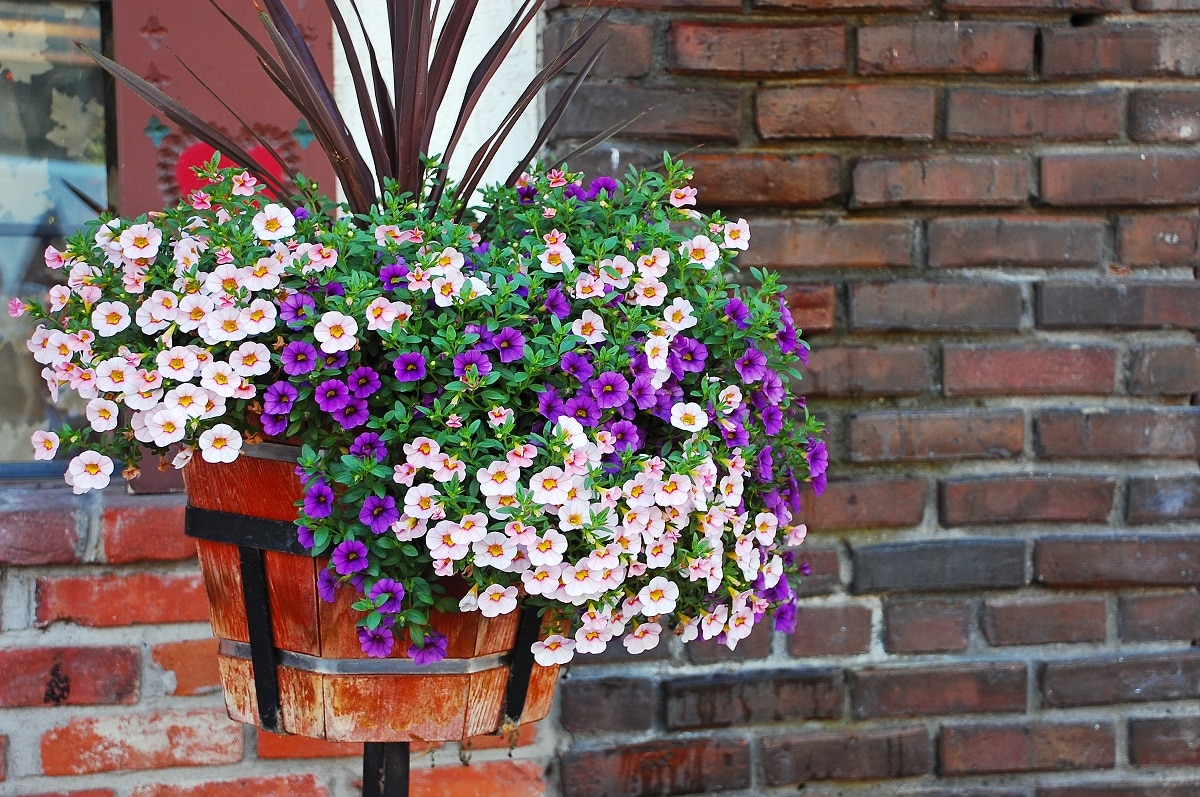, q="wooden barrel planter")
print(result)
[183,443,559,743]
